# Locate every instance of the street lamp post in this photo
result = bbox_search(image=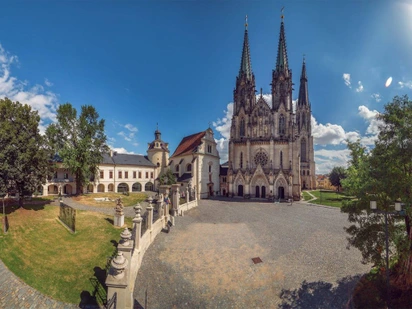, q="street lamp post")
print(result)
[370,199,409,306]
